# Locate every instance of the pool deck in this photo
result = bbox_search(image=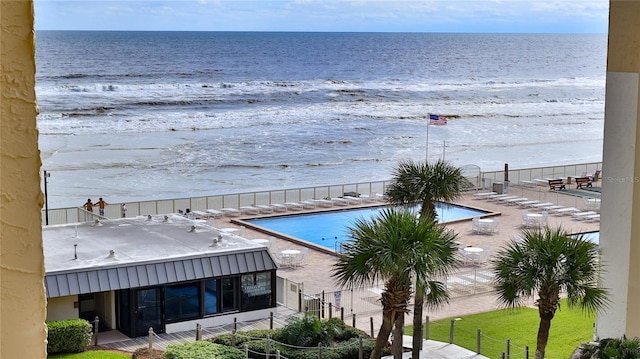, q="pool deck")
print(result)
[102,183,600,357]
